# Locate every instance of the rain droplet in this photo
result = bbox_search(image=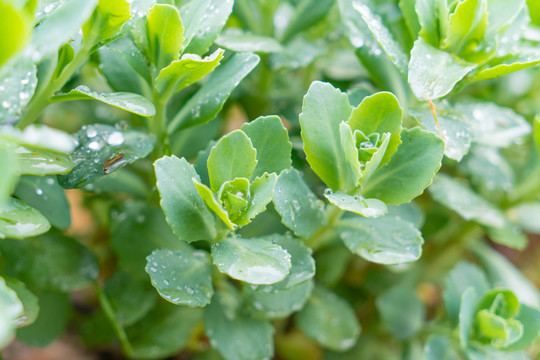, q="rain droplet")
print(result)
[36,189,43,195]
[107,131,124,146]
